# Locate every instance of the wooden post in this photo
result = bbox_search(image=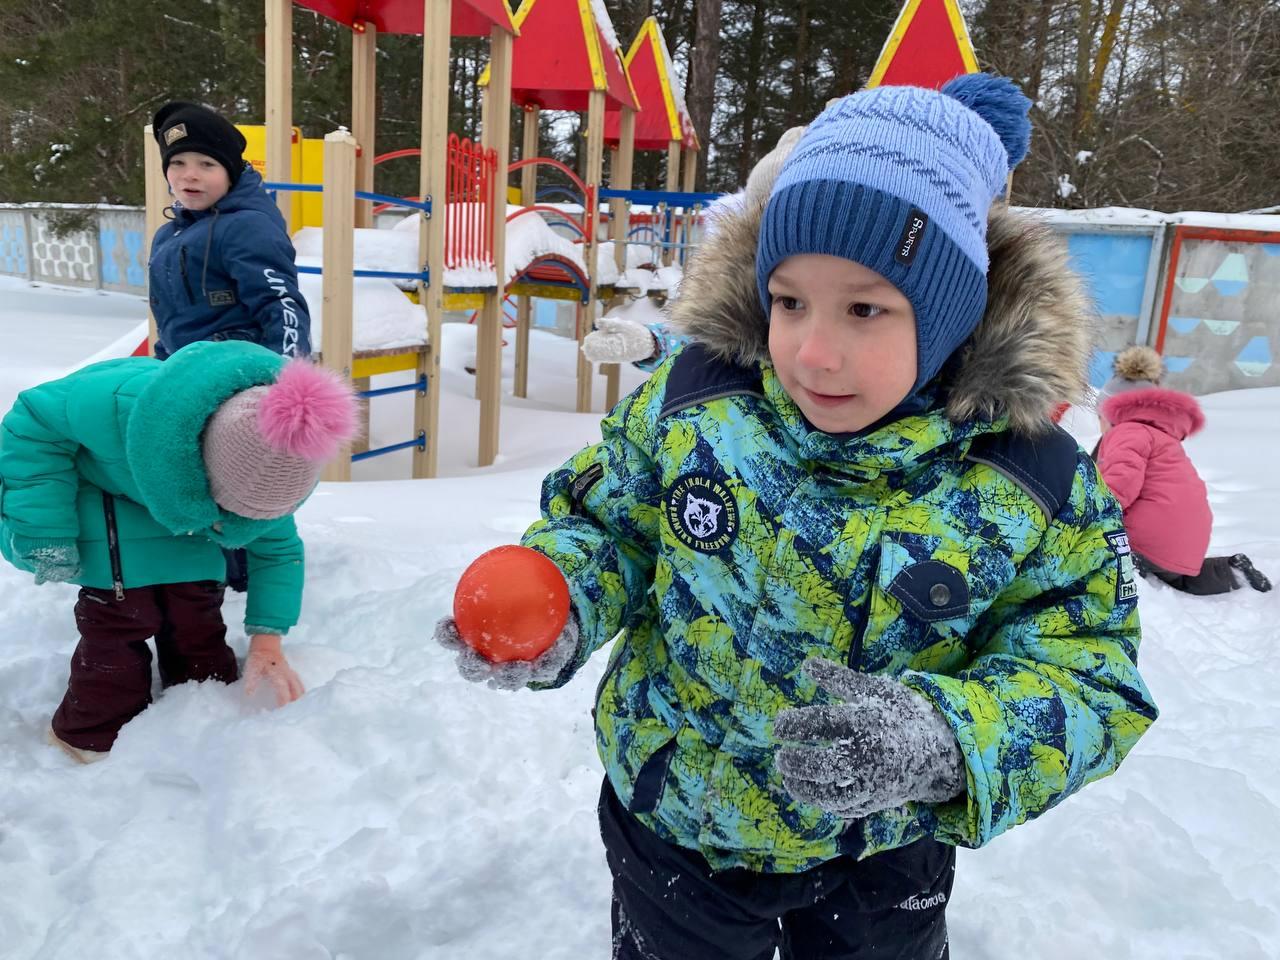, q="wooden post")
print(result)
[142,125,170,354]
[577,89,606,413]
[663,140,681,266]
[320,130,357,483]
[679,146,699,266]
[613,108,636,276]
[417,0,452,479]
[265,0,293,225]
[477,25,513,466]
[351,376,371,455]
[514,104,540,399]
[602,105,636,411]
[682,146,697,192]
[352,20,378,229]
